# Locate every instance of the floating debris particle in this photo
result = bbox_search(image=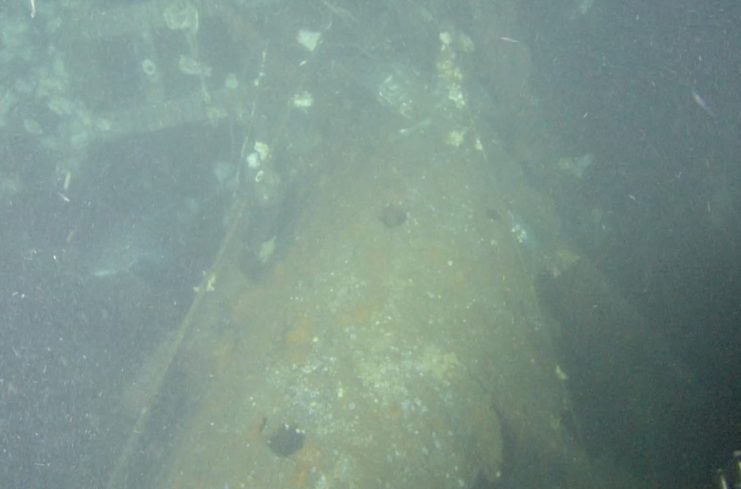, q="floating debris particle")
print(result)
[292,90,314,109]
[296,29,321,52]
